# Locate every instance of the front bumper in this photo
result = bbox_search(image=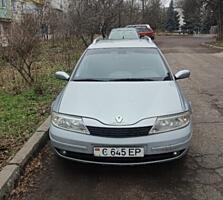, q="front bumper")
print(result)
[49,123,192,165]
